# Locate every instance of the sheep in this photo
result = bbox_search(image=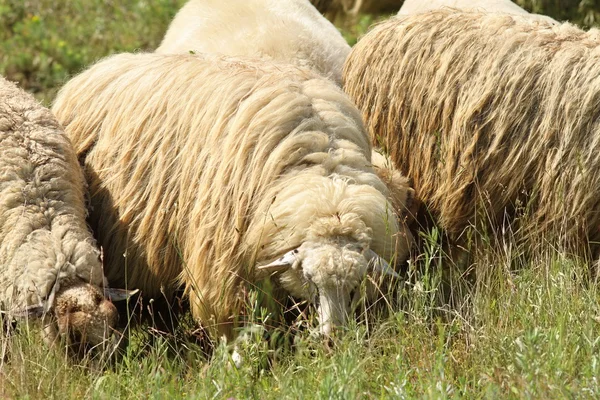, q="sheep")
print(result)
[156,0,413,219]
[51,52,415,339]
[155,0,351,86]
[0,76,133,351]
[343,9,600,258]
[398,0,556,23]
